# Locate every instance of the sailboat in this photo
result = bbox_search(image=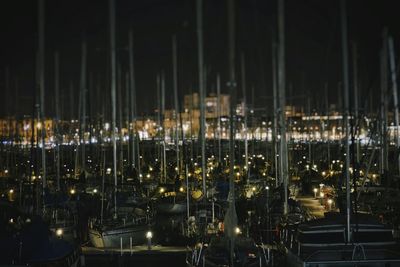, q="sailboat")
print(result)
[187,0,268,266]
[88,0,152,248]
[283,0,400,266]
